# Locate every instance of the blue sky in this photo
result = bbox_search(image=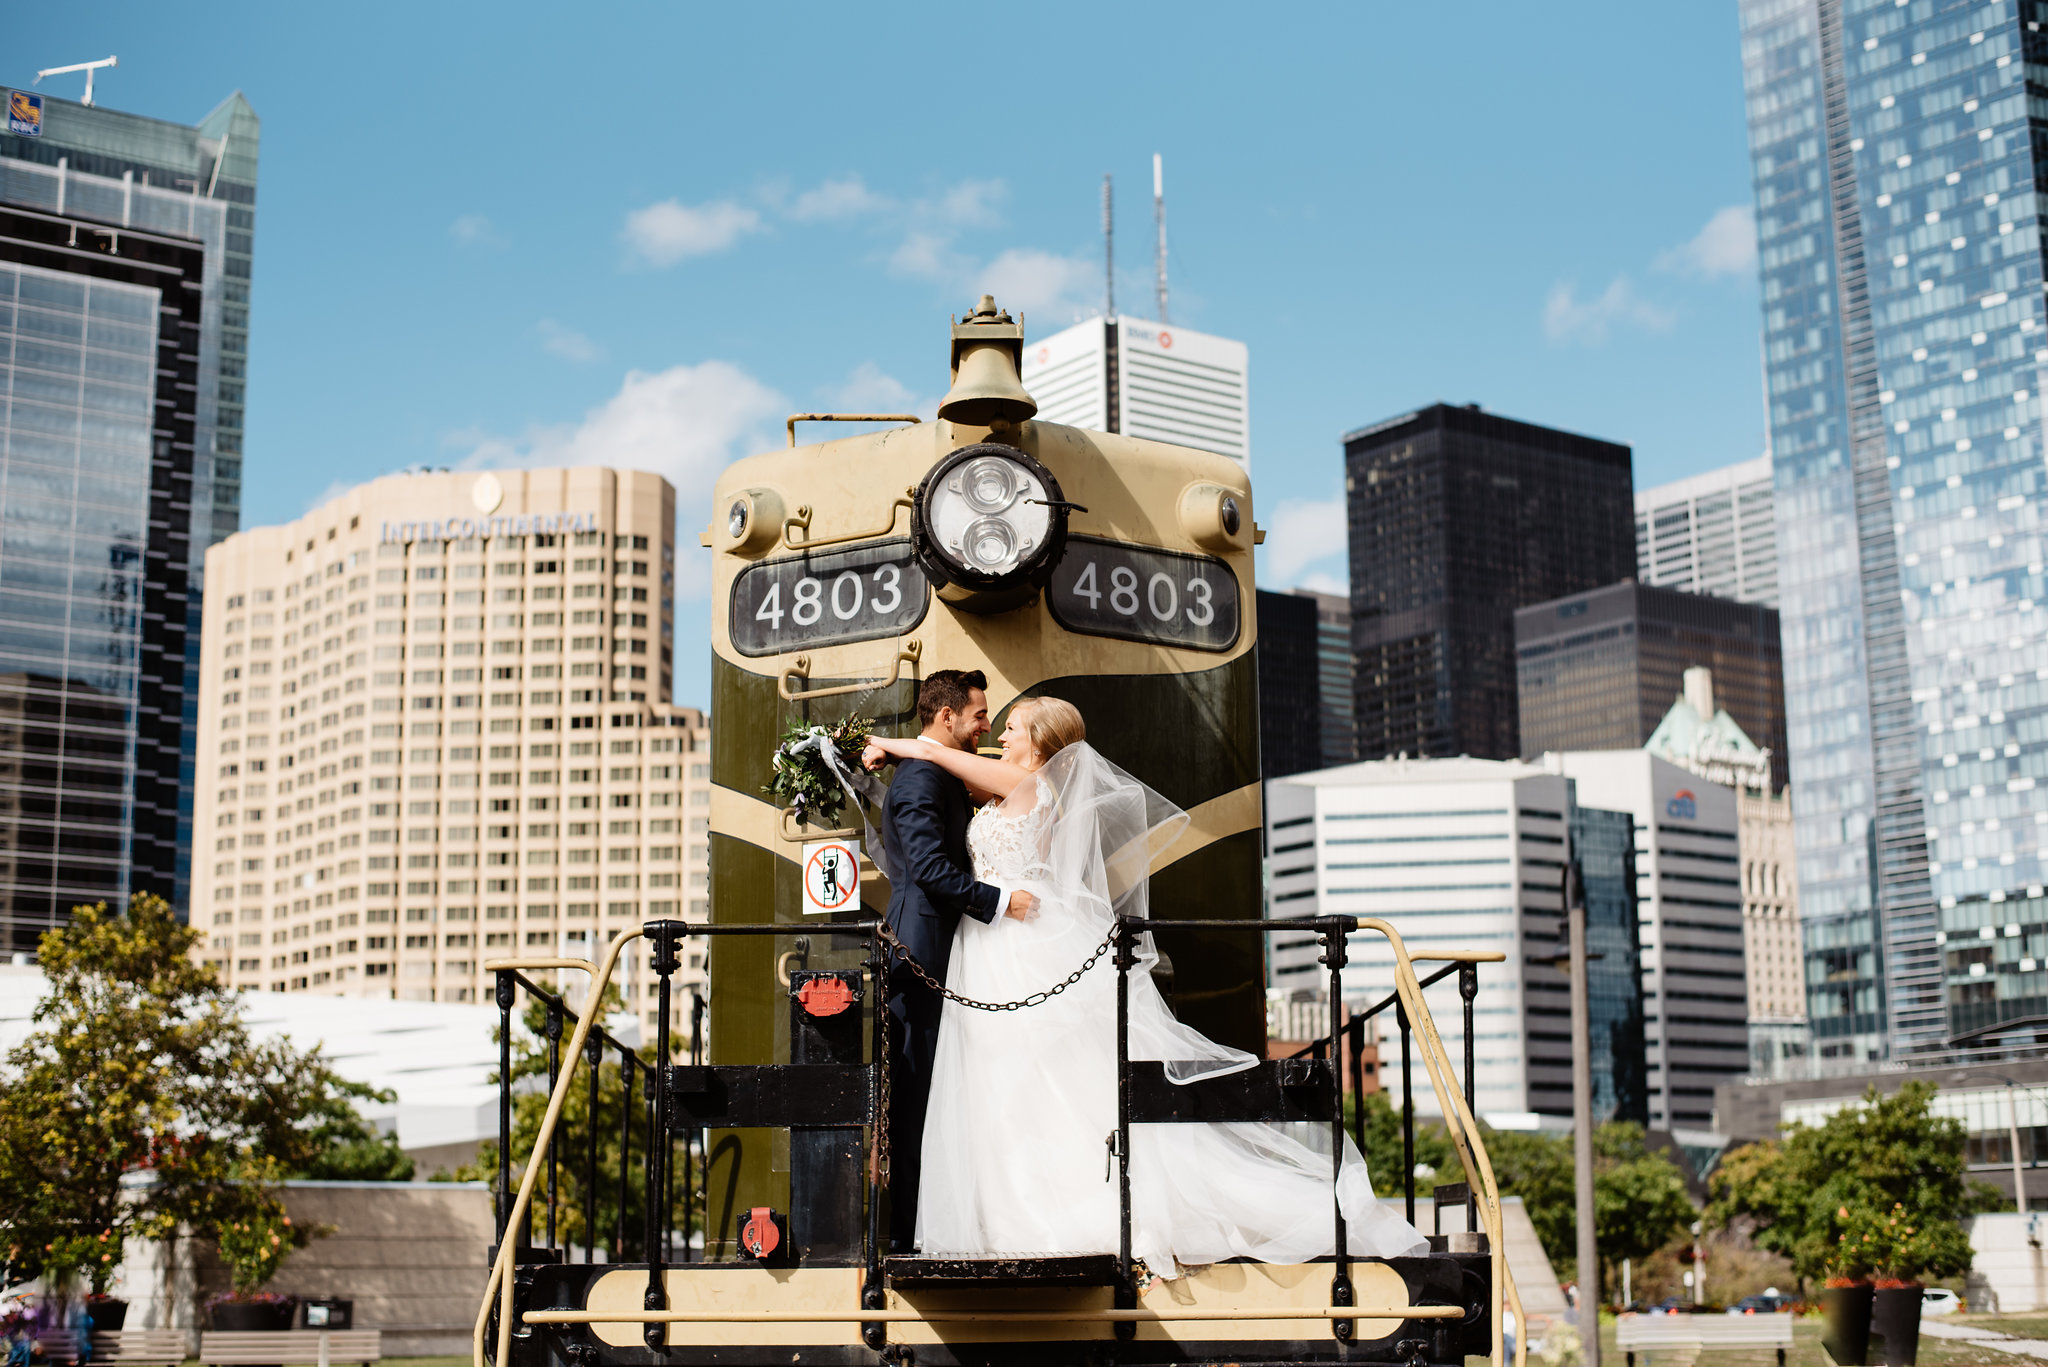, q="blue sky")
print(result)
[15,3,1764,708]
